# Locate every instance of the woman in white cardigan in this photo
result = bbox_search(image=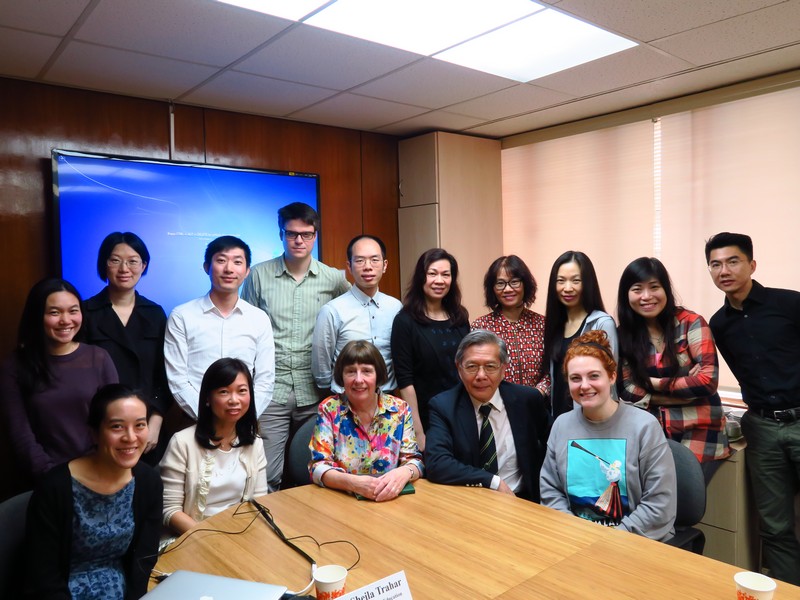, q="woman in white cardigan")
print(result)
[160,358,267,534]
